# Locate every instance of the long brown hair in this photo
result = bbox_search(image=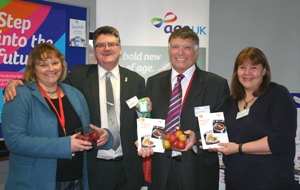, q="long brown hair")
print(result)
[231,47,271,101]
